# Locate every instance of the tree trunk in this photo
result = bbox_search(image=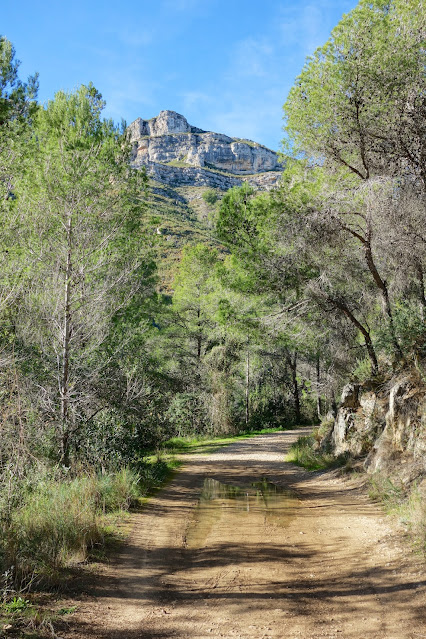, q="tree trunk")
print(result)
[333,297,379,375]
[287,351,301,424]
[245,340,250,427]
[196,308,202,360]
[340,219,403,361]
[417,261,426,321]
[363,237,403,360]
[316,354,322,420]
[60,213,73,466]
